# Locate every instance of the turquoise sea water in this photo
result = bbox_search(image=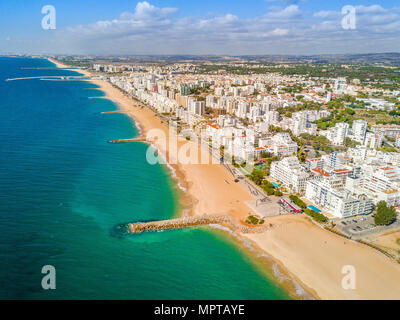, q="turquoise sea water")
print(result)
[0,57,291,299]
